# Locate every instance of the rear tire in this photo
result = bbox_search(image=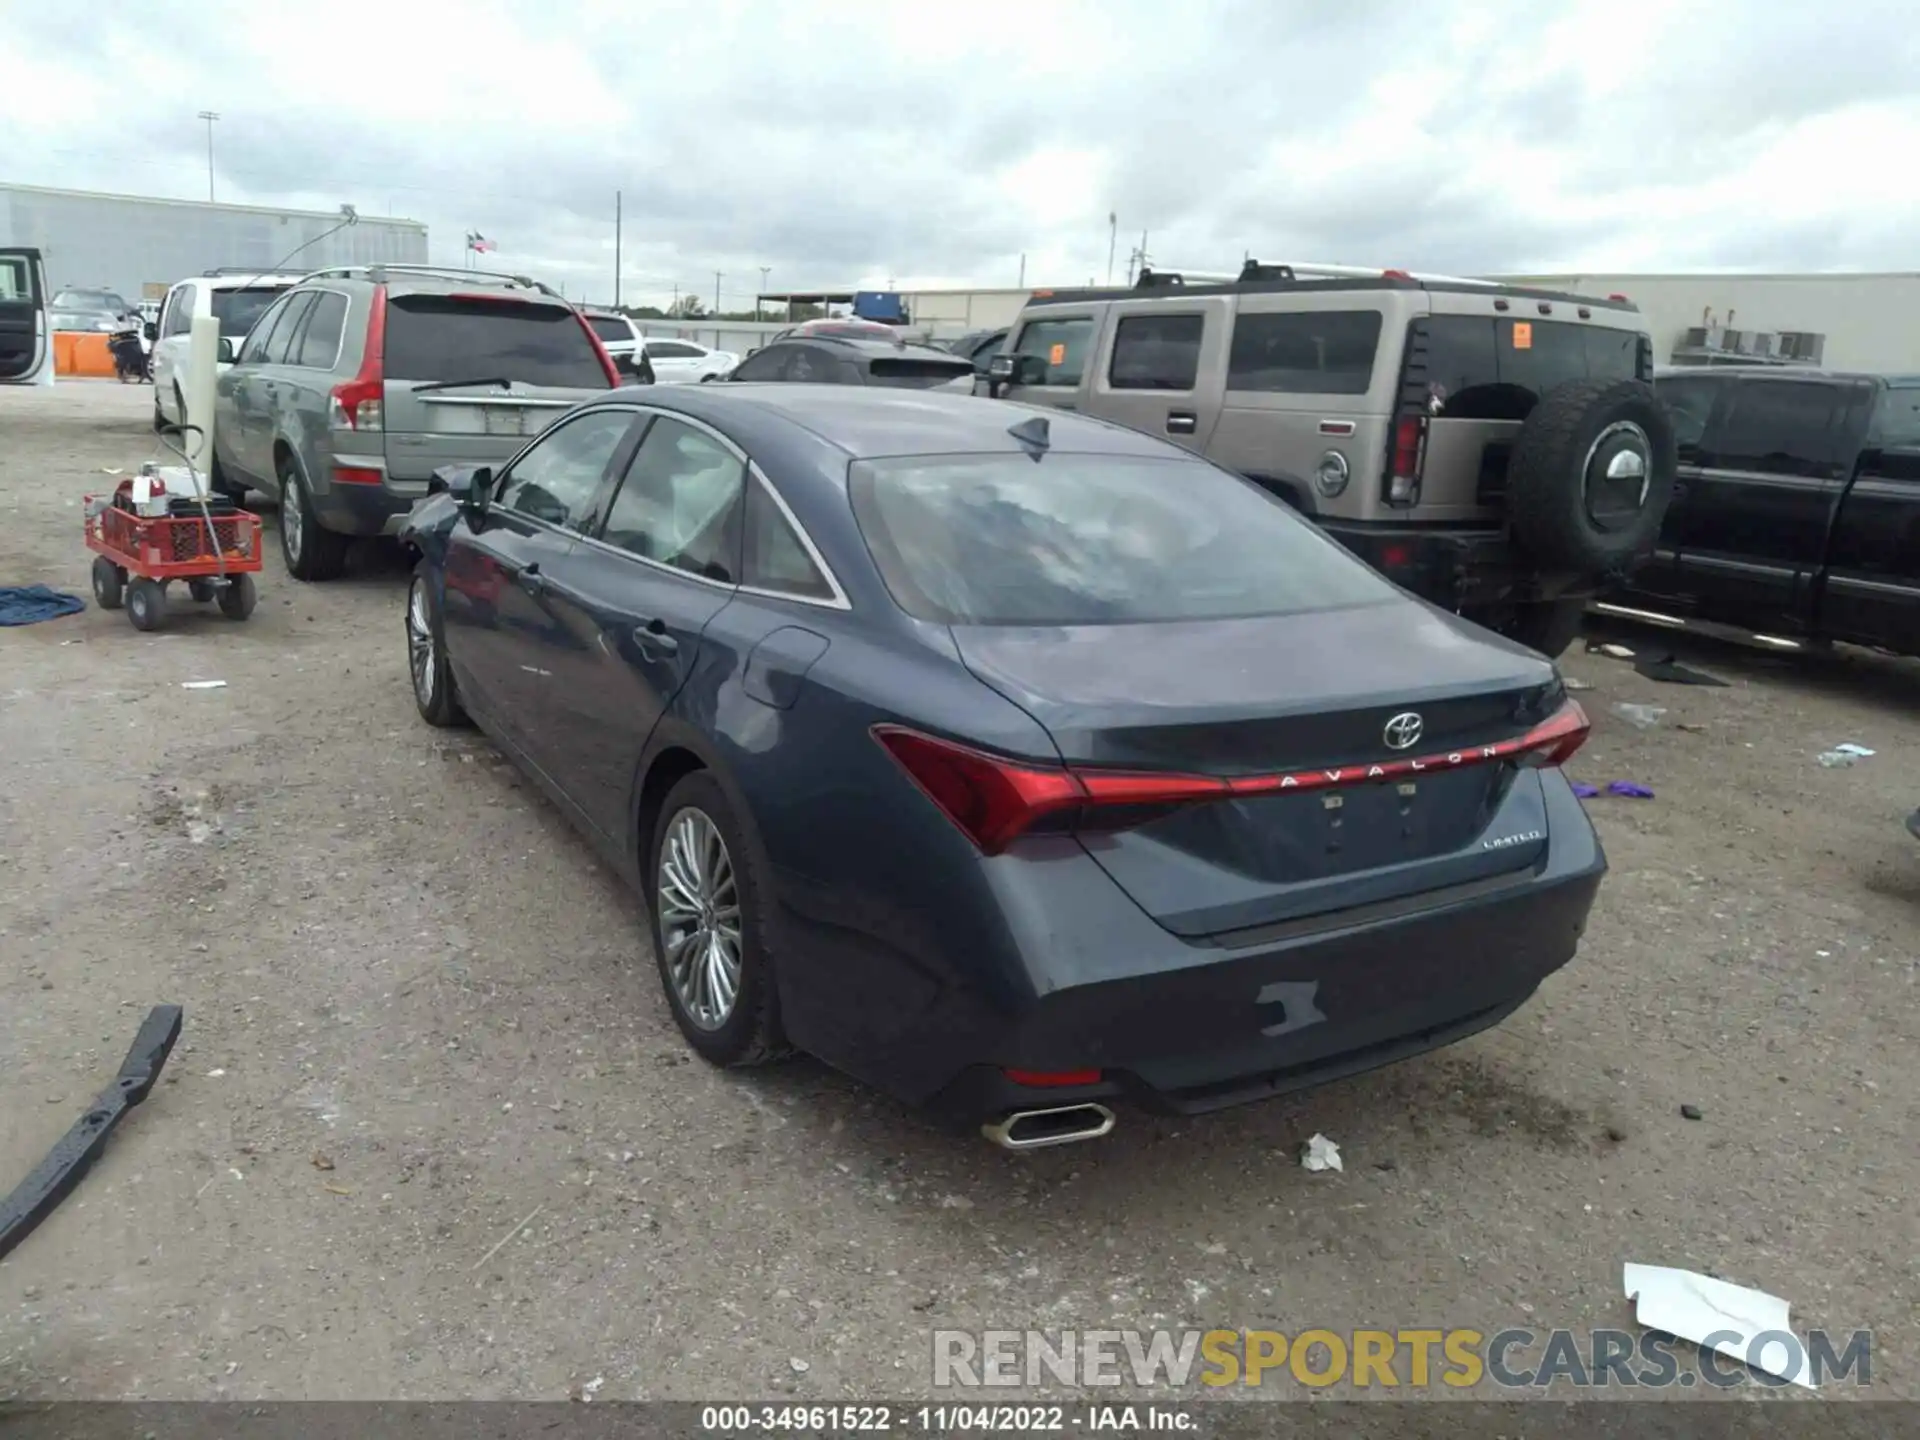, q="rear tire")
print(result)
[277,453,349,582]
[91,556,126,609]
[126,578,166,632]
[647,771,789,1068]
[216,573,257,620]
